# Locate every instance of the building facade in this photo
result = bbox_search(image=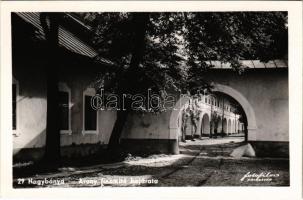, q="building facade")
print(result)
[179,94,244,140]
[12,12,289,162]
[12,12,117,161]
